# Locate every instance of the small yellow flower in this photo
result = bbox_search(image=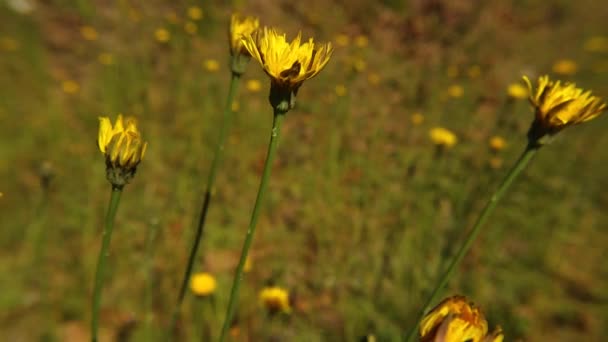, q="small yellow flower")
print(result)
[190,272,216,296]
[355,34,368,48]
[489,136,506,152]
[204,59,220,72]
[259,286,291,314]
[80,25,98,41]
[429,127,457,148]
[552,59,578,75]
[154,28,170,43]
[506,82,528,100]
[447,85,464,98]
[98,115,147,174]
[523,75,606,138]
[411,112,424,126]
[184,21,197,34]
[584,36,608,53]
[229,13,259,57]
[98,52,114,66]
[242,27,332,92]
[187,6,203,21]
[62,80,80,94]
[335,84,347,97]
[246,79,262,92]
[420,296,501,342]
[335,33,349,47]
